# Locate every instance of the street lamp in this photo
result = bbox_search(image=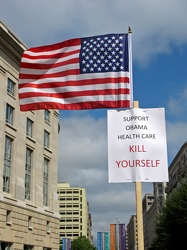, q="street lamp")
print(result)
[116,218,120,250]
